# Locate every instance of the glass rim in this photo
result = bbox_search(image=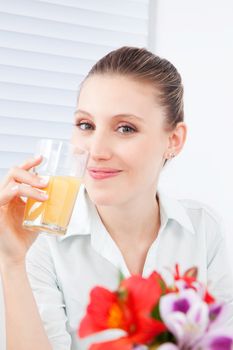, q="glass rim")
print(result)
[36,138,89,155]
